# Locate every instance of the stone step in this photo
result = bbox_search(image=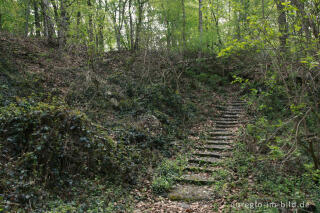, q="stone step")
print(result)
[192,151,225,158]
[221,115,240,118]
[220,110,243,115]
[215,117,239,120]
[208,131,235,136]
[176,173,216,185]
[222,111,242,115]
[184,164,218,173]
[230,103,245,105]
[168,184,215,201]
[215,124,238,129]
[214,121,240,125]
[231,101,245,103]
[194,144,232,151]
[229,103,246,108]
[231,101,246,103]
[207,135,234,140]
[206,140,233,145]
[214,121,239,125]
[224,108,243,111]
[218,106,244,109]
[188,156,221,165]
[214,120,238,123]
[210,128,234,132]
[216,106,243,111]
